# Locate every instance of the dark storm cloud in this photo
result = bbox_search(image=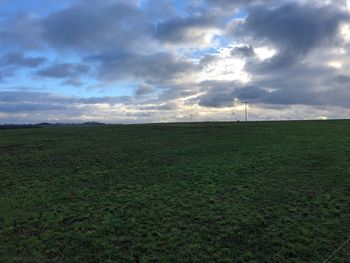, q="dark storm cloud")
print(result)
[144,0,176,21]
[0,102,67,113]
[196,52,350,108]
[158,84,200,101]
[0,1,152,53]
[206,0,279,12]
[0,90,132,114]
[259,87,350,108]
[196,1,350,110]
[138,103,177,111]
[0,0,205,93]
[234,86,268,100]
[197,84,269,108]
[207,0,256,8]
[250,63,349,107]
[0,52,46,67]
[0,13,43,50]
[87,52,201,84]
[197,81,241,108]
[63,78,84,87]
[0,70,13,82]
[37,63,90,79]
[38,0,207,85]
[80,96,132,106]
[199,55,218,65]
[42,1,152,52]
[198,90,235,108]
[332,74,350,84]
[198,63,350,109]
[197,84,350,109]
[235,2,349,68]
[197,82,269,108]
[0,90,73,103]
[135,84,154,96]
[231,45,255,57]
[154,14,219,45]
